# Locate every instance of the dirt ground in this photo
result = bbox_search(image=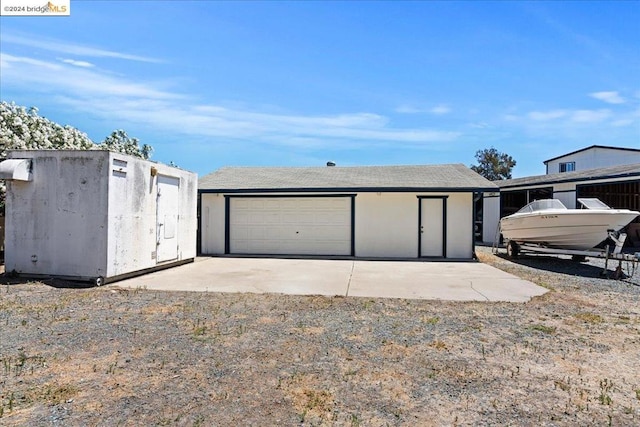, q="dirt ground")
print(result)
[1,248,639,426]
